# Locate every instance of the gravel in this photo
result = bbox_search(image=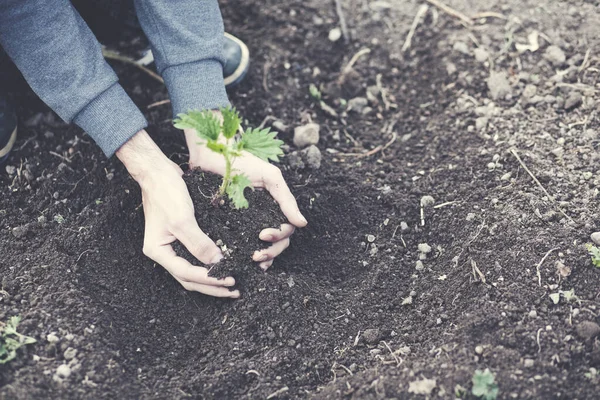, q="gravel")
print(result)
[487,71,512,100]
[576,321,600,340]
[301,145,322,169]
[362,328,381,344]
[293,123,320,148]
[544,45,566,66]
